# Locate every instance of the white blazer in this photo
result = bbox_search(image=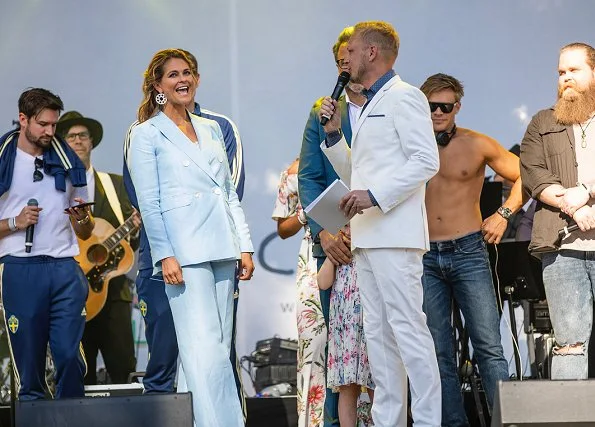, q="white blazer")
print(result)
[129,111,253,271]
[322,75,439,251]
